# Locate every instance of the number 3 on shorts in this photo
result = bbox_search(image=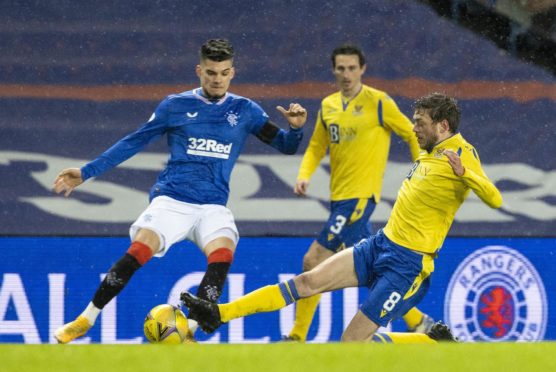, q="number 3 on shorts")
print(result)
[383,291,401,312]
[330,215,347,234]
